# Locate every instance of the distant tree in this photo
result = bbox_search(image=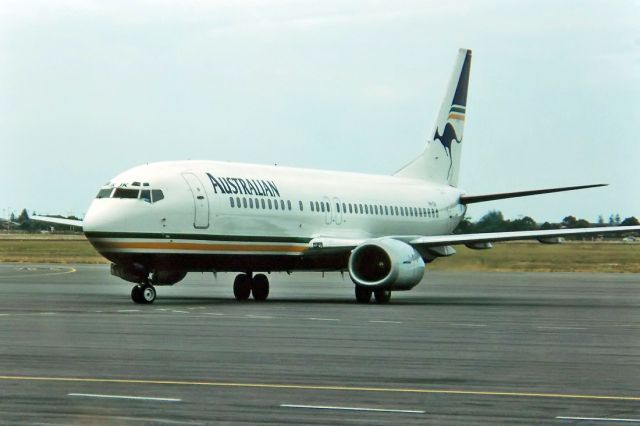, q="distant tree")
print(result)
[540,221,561,230]
[454,216,474,234]
[562,216,577,228]
[475,210,506,233]
[9,212,16,222]
[509,216,538,231]
[609,214,621,226]
[597,215,605,225]
[17,209,29,224]
[621,216,640,226]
